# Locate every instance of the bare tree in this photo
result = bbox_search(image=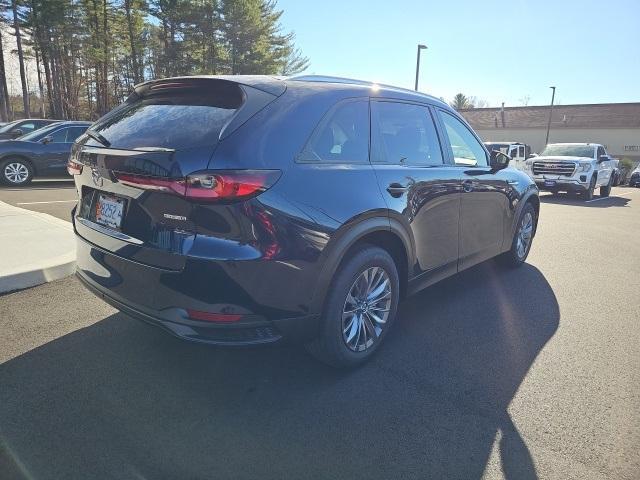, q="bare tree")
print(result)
[11,0,30,117]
